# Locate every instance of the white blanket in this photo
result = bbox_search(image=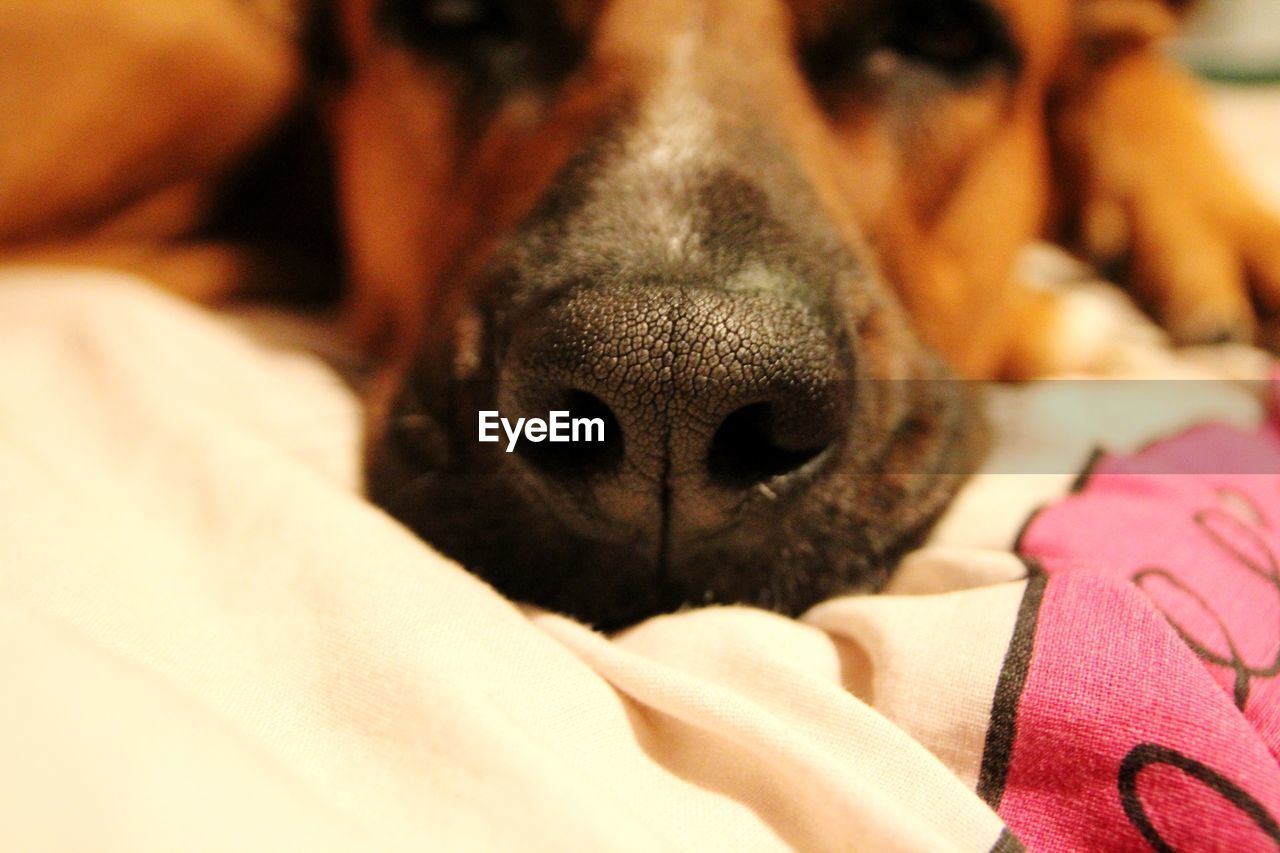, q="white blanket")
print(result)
[0,270,1021,851]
